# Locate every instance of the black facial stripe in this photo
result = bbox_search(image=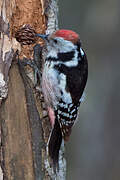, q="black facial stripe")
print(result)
[58,51,75,62]
[46,51,75,62]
